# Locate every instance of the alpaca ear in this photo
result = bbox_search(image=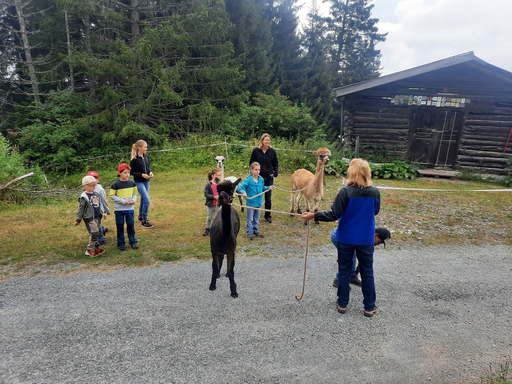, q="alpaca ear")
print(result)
[234,178,242,188]
[215,177,221,184]
[313,151,318,155]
